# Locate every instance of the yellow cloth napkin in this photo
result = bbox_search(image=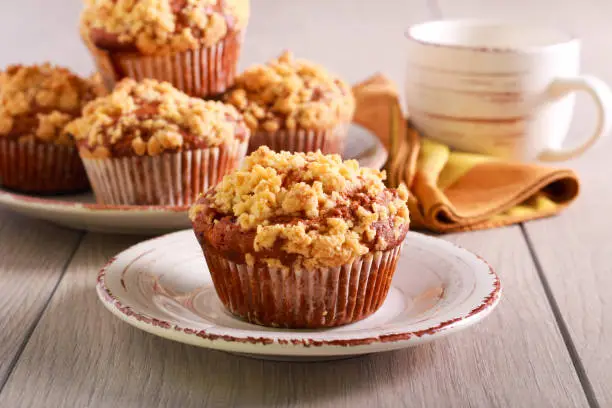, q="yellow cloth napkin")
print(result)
[352,74,580,233]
